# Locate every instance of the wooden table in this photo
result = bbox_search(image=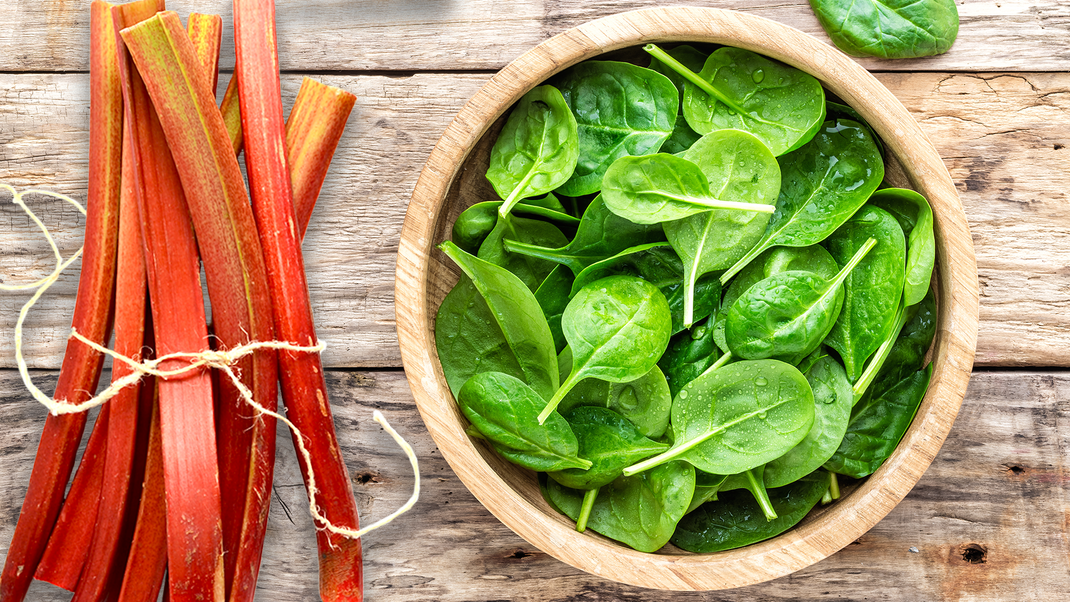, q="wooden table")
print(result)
[1,1,1068,600]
